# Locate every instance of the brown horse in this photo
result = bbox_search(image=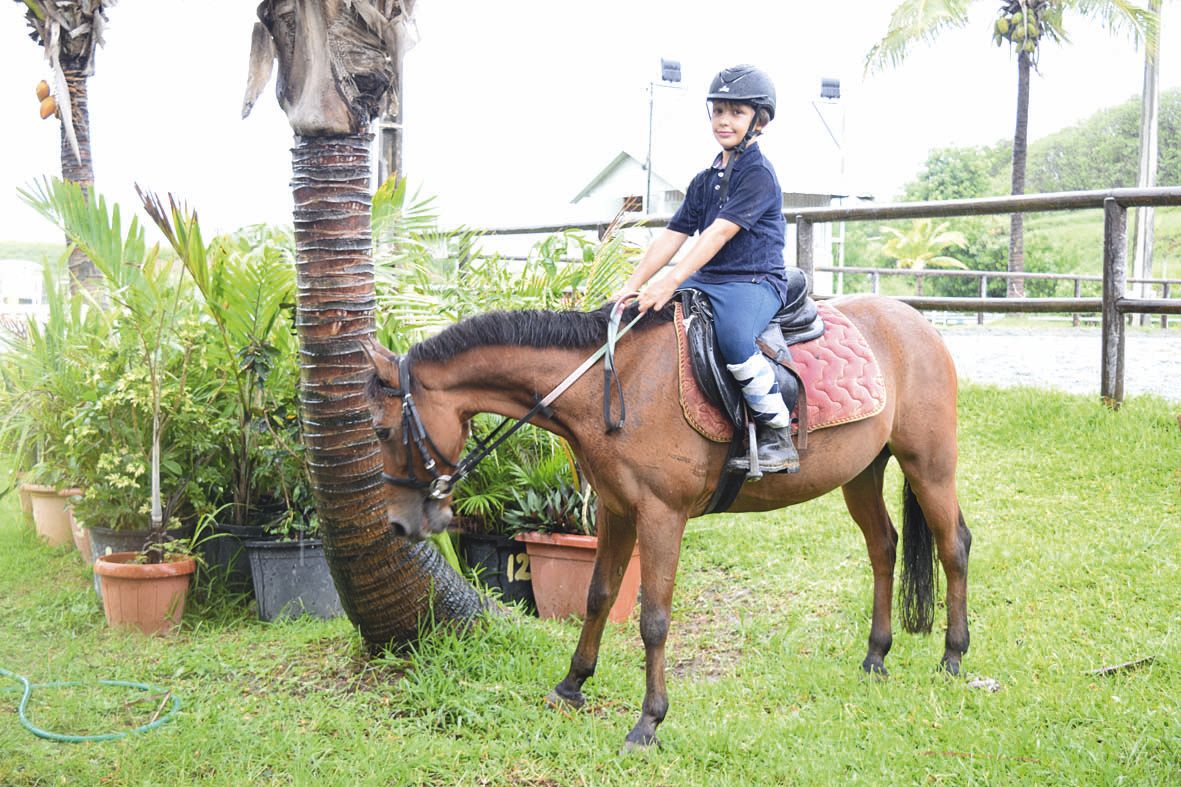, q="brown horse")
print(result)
[361,294,971,751]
